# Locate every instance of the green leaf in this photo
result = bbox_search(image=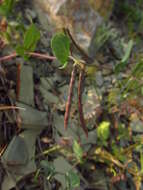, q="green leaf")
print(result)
[0,0,15,16]
[97,121,110,141]
[115,39,133,73]
[121,40,133,63]
[66,170,80,189]
[51,33,70,66]
[23,24,40,52]
[73,140,83,163]
[15,45,25,56]
[16,24,40,60]
[131,60,143,77]
[40,160,55,179]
